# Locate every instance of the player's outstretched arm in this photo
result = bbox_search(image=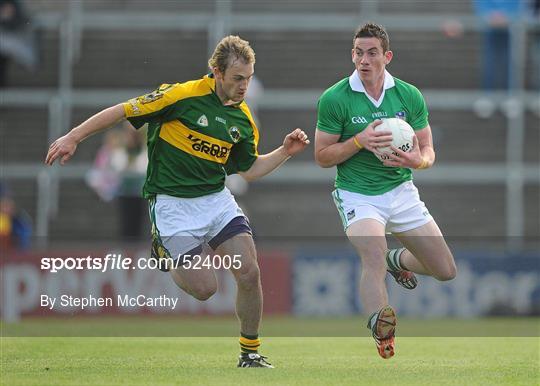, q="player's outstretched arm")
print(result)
[45,104,126,166]
[314,120,391,168]
[239,128,310,181]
